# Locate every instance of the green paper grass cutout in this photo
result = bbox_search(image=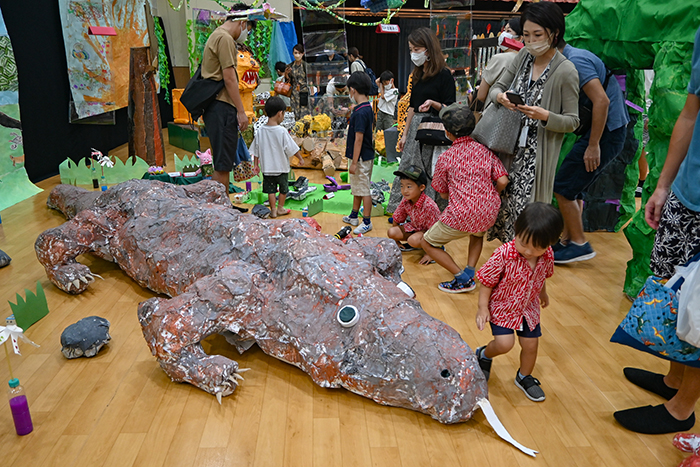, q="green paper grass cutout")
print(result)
[174,153,199,172]
[307,198,323,217]
[9,282,49,331]
[59,156,149,186]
